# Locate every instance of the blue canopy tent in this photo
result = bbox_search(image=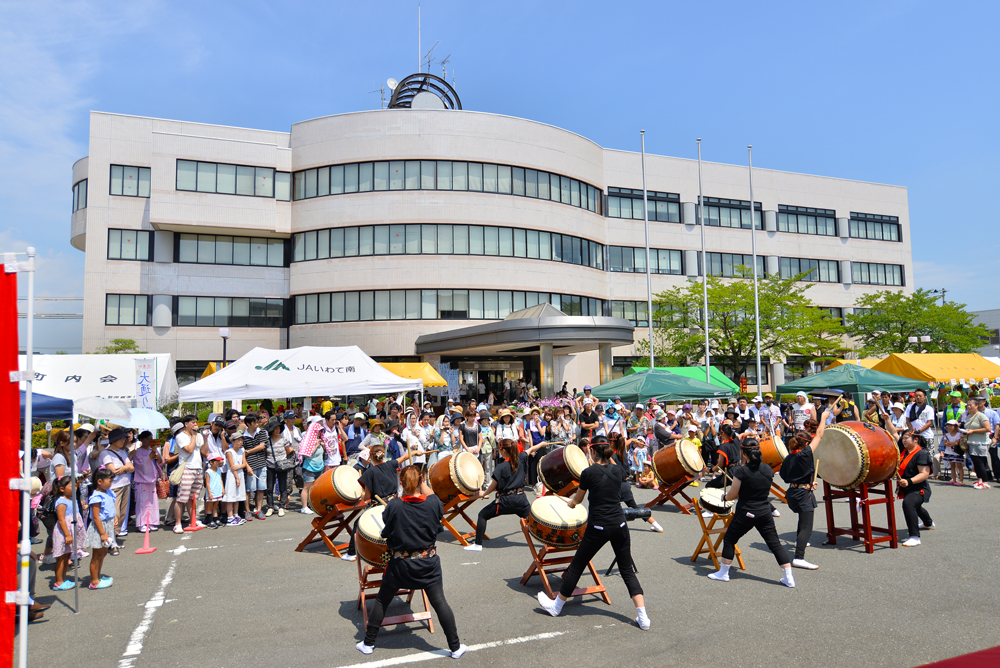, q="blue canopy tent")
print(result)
[19,390,73,423]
